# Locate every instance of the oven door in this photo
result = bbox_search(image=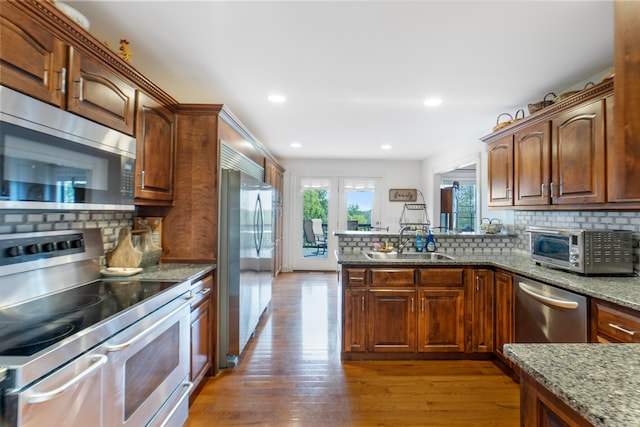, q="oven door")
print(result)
[6,353,106,427]
[102,295,190,427]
